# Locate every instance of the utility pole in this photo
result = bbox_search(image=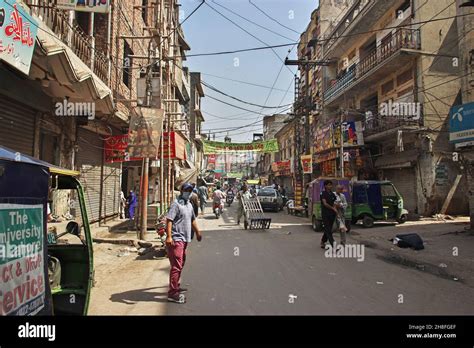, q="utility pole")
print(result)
[340,111,345,178]
[285,57,329,204]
